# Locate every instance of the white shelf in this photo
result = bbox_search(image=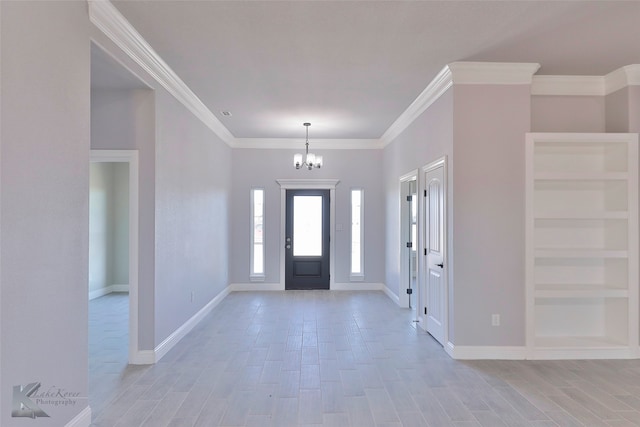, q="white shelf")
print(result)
[535,172,628,181]
[535,336,627,349]
[535,249,628,258]
[526,132,639,360]
[535,285,628,298]
[534,211,628,220]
